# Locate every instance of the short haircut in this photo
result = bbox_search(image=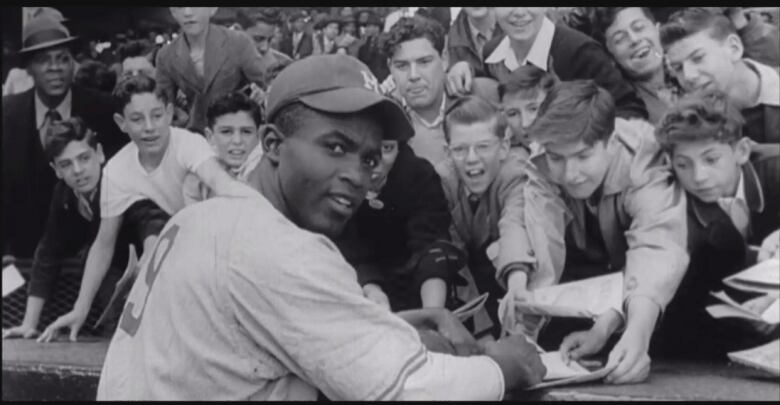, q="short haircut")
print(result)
[498,65,556,102]
[206,91,263,129]
[112,74,170,114]
[443,95,507,142]
[655,90,745,152]
[591,7,655,47]
[660,7,737,49]
[44,117,98,162]
[380,15,445,60]
[250,9,281,28]
[530,80,615,146]
[117,39,155,64]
